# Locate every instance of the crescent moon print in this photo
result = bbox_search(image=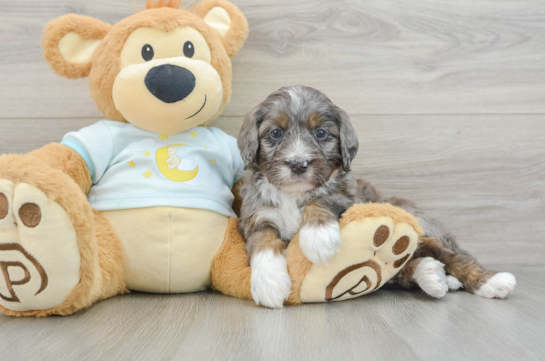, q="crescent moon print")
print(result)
[156,144,199,182]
